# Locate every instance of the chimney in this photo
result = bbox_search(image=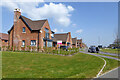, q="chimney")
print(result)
[68,32,72,48]
[14,8,21,22]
